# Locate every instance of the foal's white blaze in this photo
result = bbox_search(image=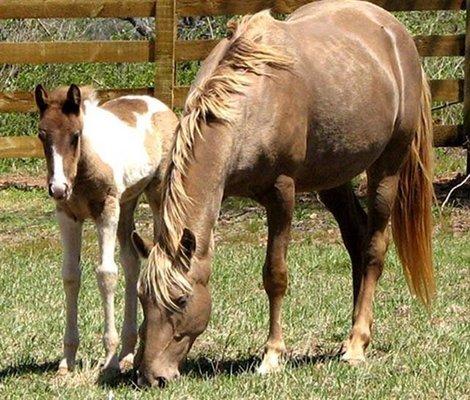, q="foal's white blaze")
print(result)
[50,146,69,198]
